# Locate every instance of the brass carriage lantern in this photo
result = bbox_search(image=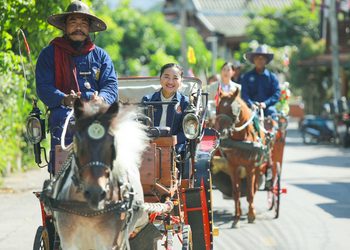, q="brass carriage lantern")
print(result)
[183,113,200,140]
[26,99,46,164]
